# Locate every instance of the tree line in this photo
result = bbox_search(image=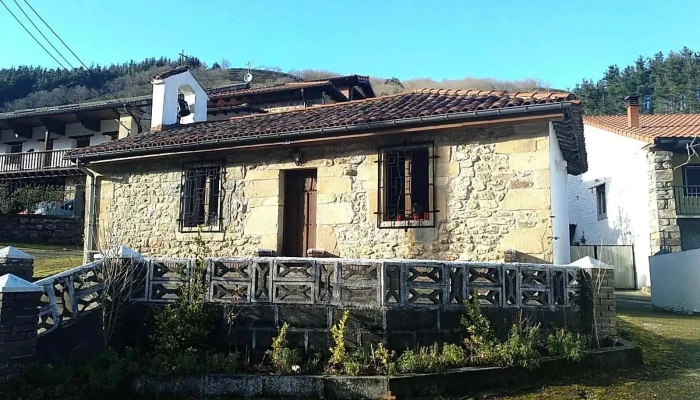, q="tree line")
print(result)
[5,47,700,115]
[573,47,700,115]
